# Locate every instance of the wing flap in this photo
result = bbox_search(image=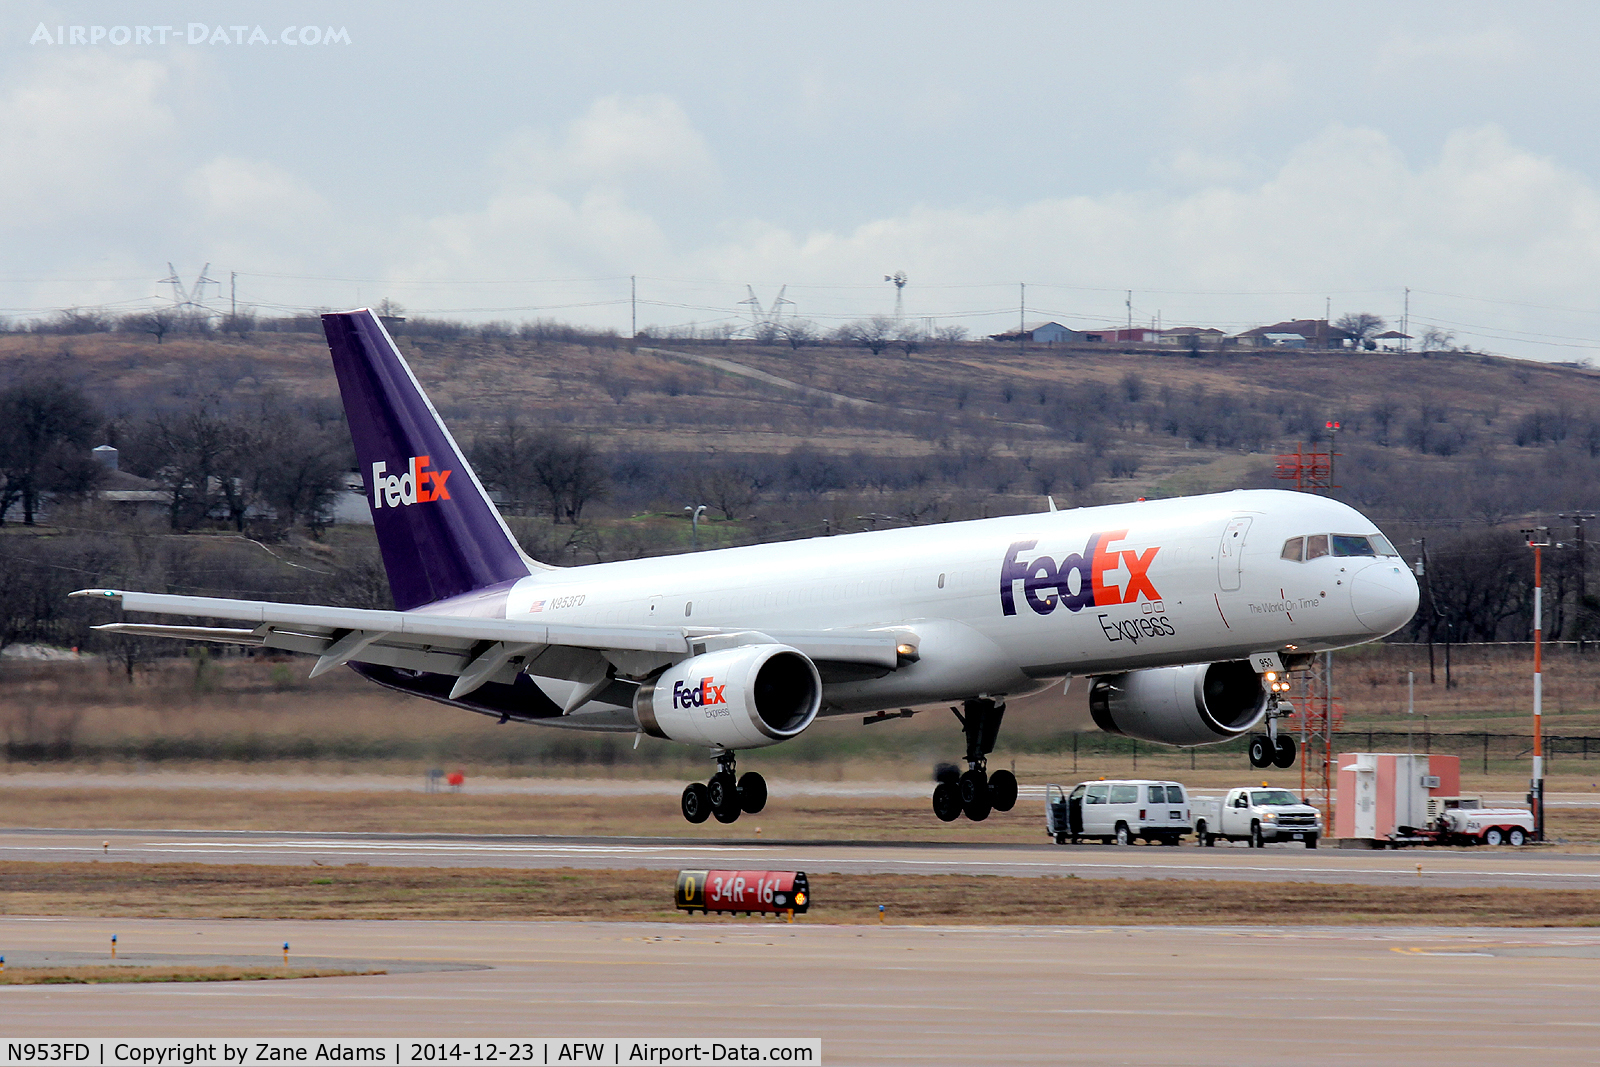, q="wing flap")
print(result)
[72,589,690,654]
[74,590,910,683]
[92,623,266,646]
